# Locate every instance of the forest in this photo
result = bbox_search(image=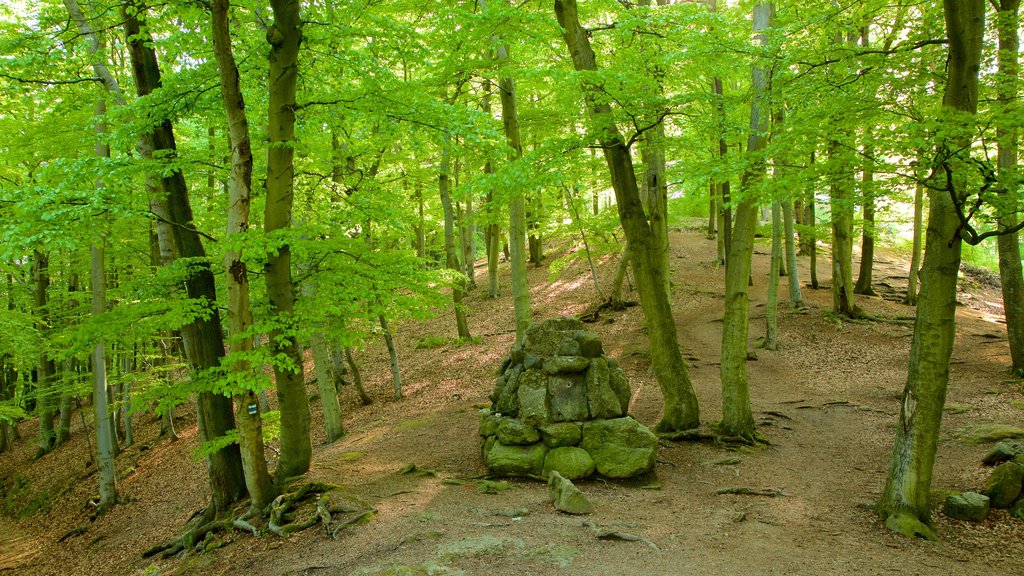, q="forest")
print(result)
[1,0,1024,574]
